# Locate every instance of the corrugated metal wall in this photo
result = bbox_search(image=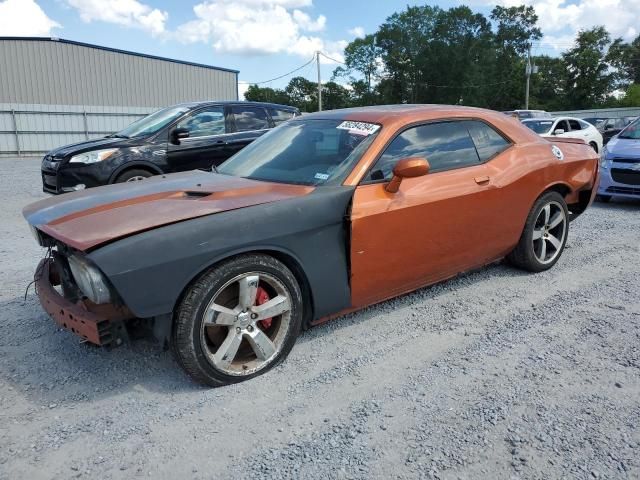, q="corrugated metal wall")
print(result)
[0,38,238,107]
[0,103,153,155]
